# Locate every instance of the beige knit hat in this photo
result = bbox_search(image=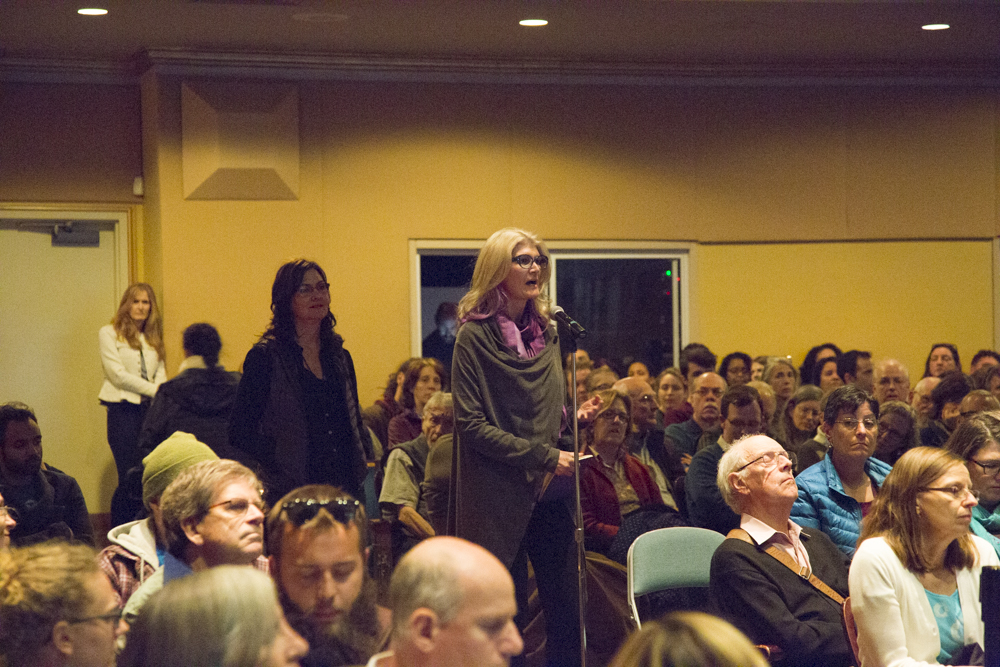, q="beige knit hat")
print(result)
[141,431,219,508]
